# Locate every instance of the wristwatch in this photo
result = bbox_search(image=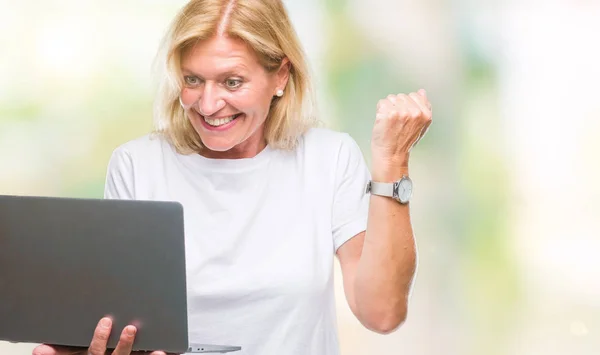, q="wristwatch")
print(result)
[365,175,413,204]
